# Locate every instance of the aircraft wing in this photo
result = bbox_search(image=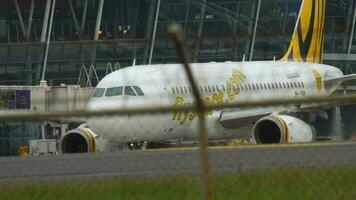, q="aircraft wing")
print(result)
[326,74,356,85]
[219,104,332,129]
[219,106,287,129]
[219,73,356,129]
